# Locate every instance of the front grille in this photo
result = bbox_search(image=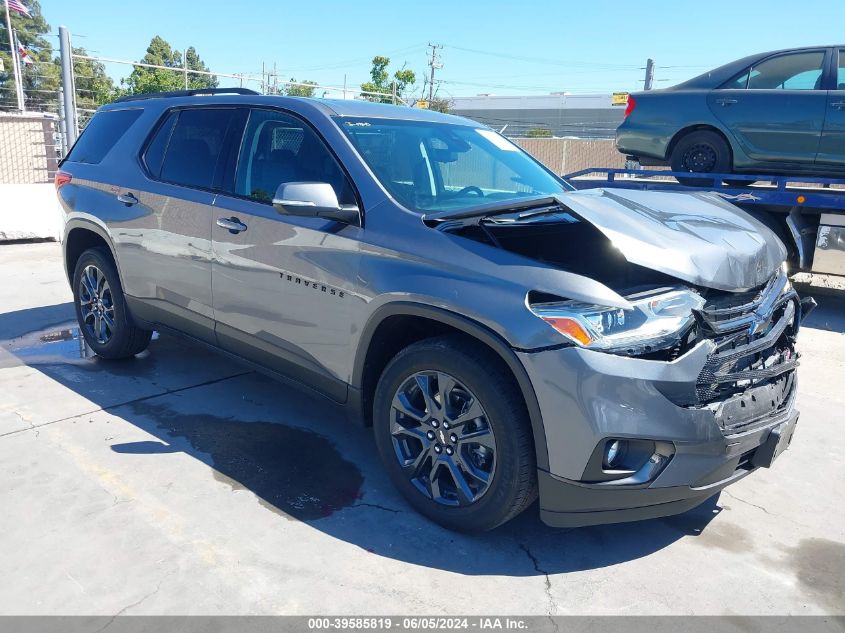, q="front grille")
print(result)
[694,270,799,432]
